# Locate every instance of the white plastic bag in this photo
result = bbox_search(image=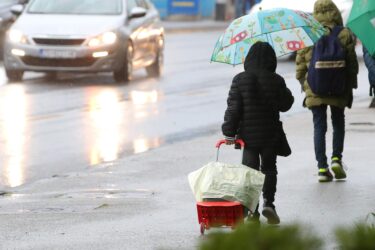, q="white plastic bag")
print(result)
[188,161,265,213]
